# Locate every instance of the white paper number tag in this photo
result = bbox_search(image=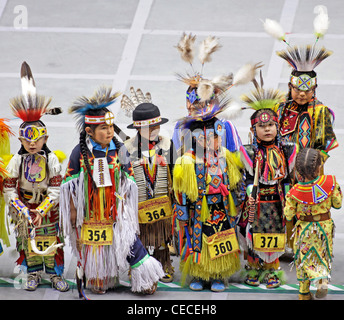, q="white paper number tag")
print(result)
[93,157,113,188]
